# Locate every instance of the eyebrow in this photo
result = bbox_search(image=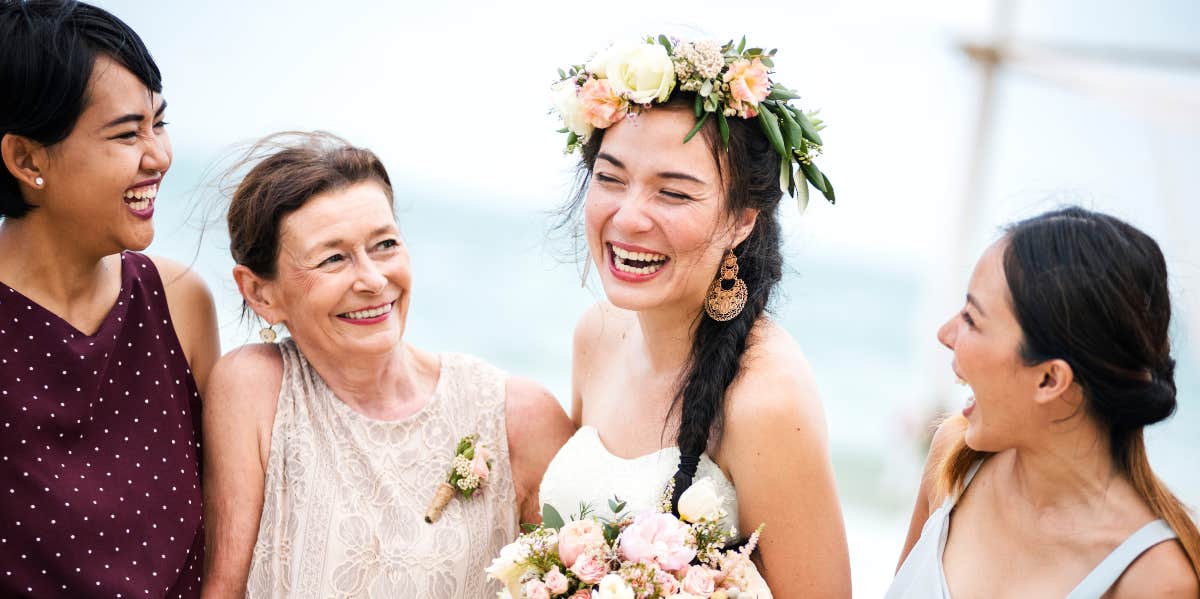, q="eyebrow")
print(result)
[595,152,707,185]
[101,100,168,129]
[966,293,987,317]
[310,224,398,252]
